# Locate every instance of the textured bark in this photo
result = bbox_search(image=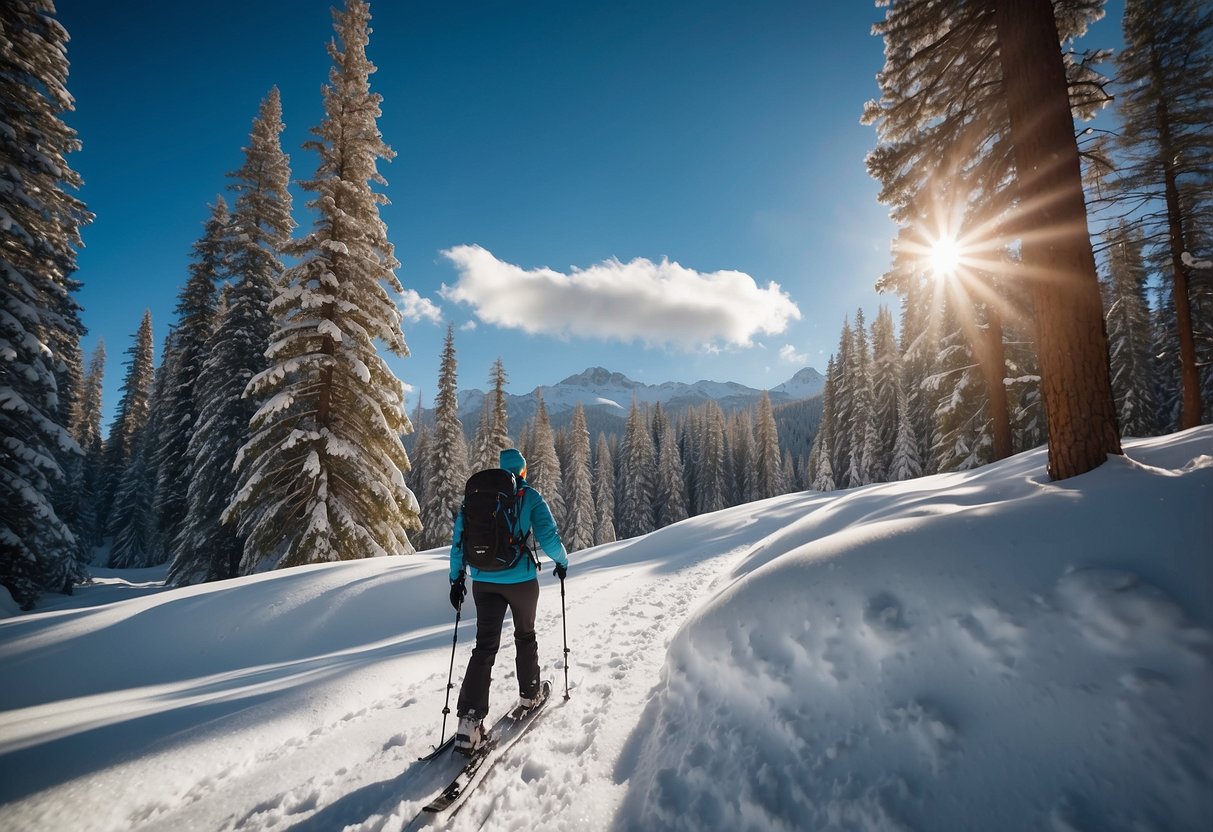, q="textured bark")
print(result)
[1151,42,1203,429]
[994,0,1122,479]
[981,302,1014,461]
